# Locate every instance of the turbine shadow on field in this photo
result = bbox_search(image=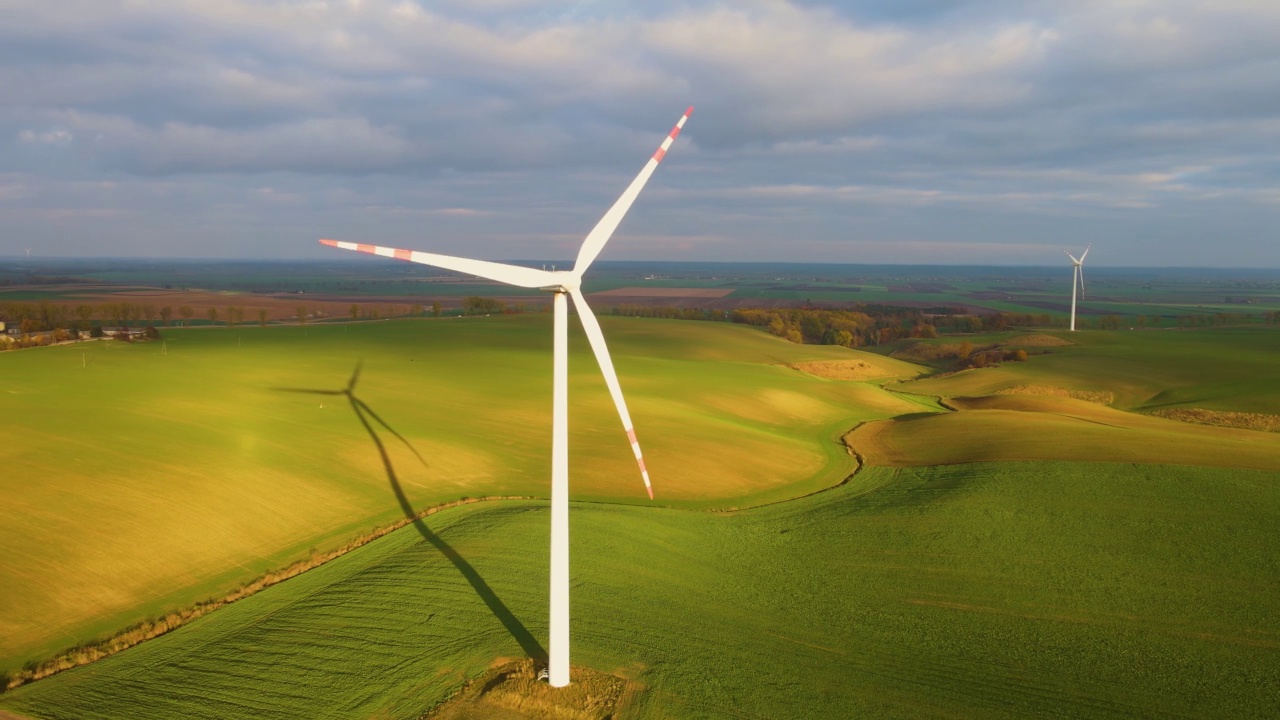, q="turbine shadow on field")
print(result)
[274,362,547,662]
